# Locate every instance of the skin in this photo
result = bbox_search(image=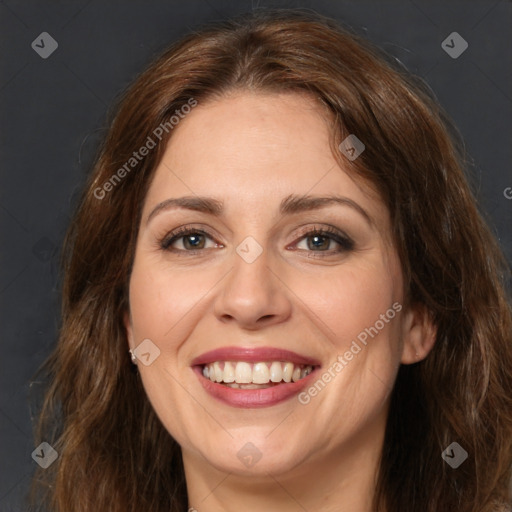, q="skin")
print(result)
[125,91,436,512]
